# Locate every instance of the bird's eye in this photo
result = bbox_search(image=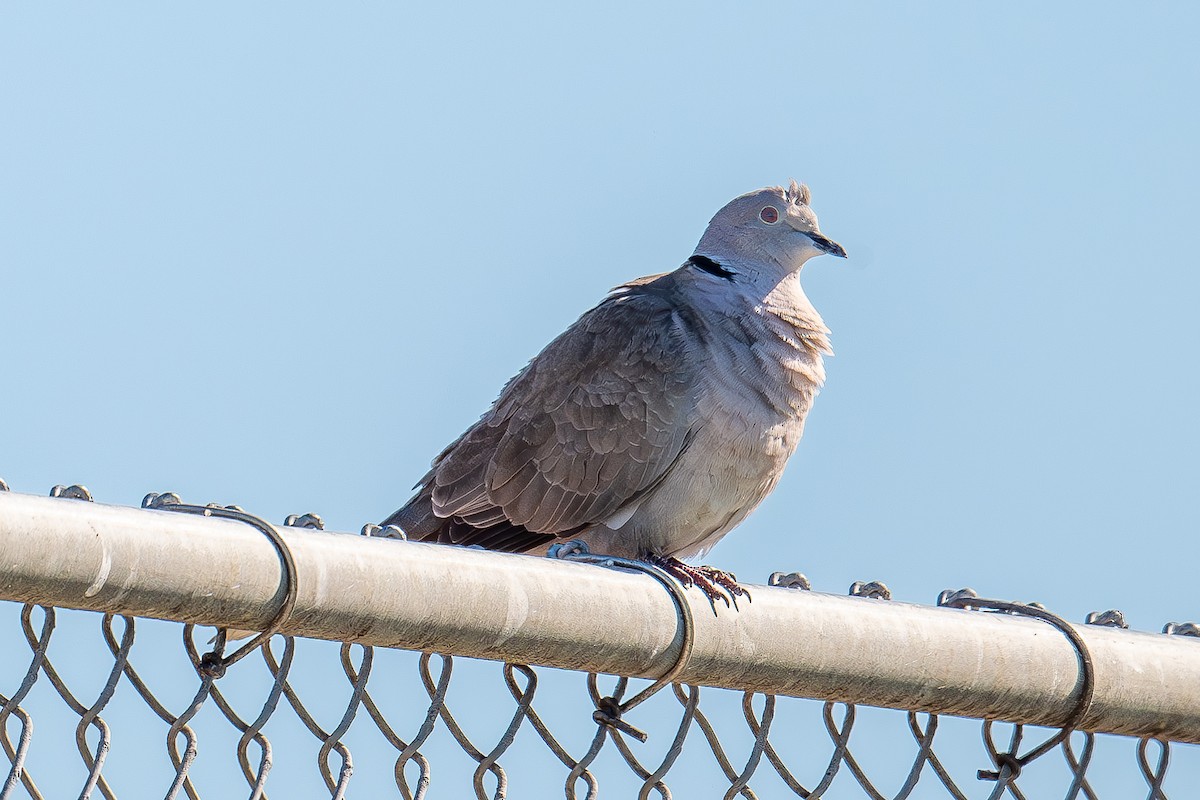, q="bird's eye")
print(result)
[759,206,779,224]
